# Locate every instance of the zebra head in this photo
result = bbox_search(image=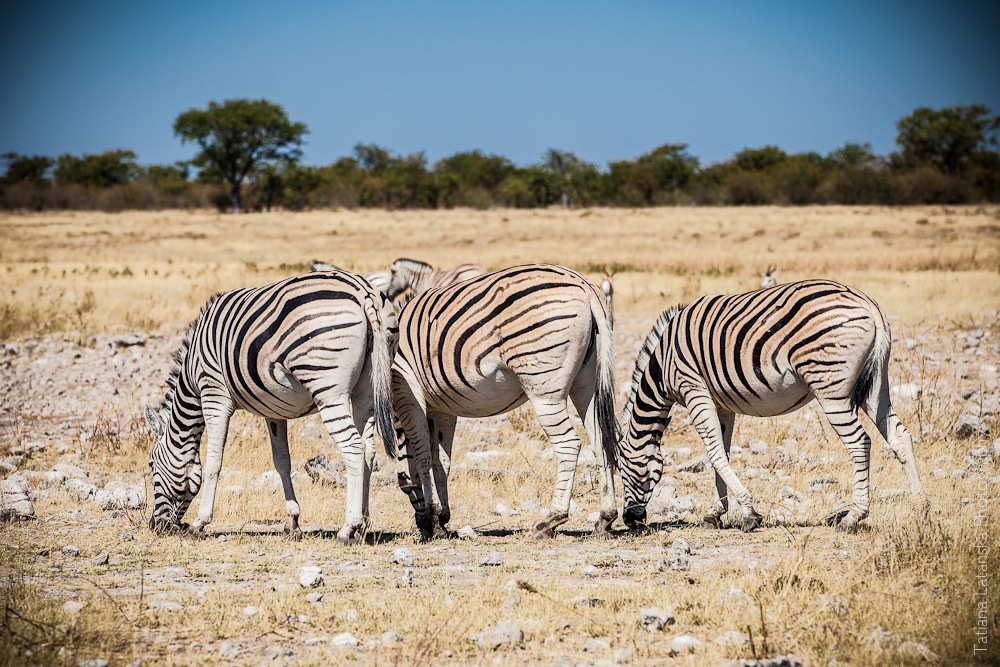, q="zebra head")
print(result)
[144,404,203,533]
[387,258,432,301]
